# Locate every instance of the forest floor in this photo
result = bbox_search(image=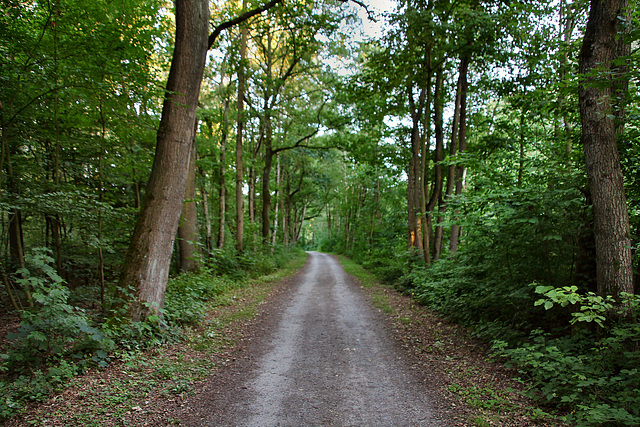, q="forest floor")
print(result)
[1,253,565,426]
